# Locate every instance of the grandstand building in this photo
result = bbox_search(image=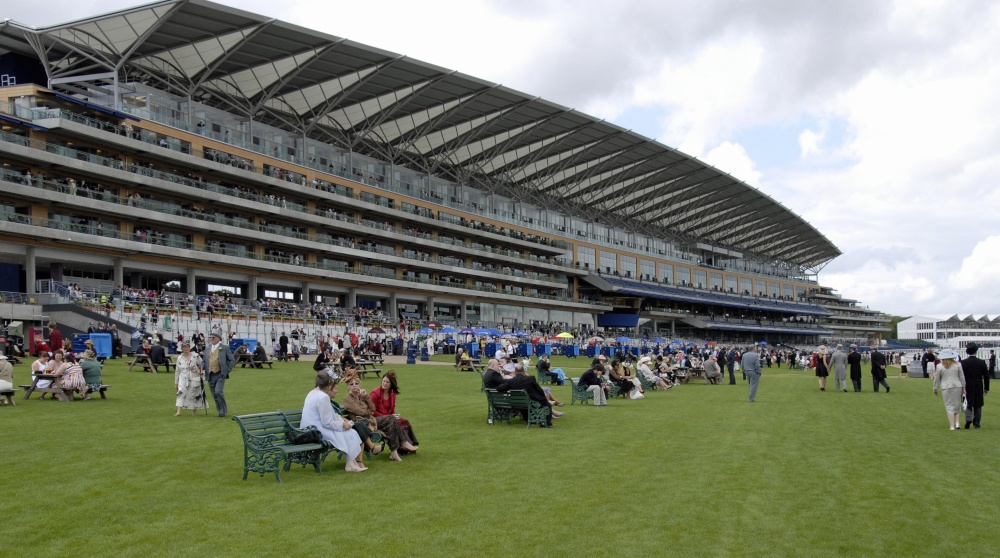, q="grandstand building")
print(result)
[807,286,891,346]
[898,315,1000,350]
[0,0,888,344]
